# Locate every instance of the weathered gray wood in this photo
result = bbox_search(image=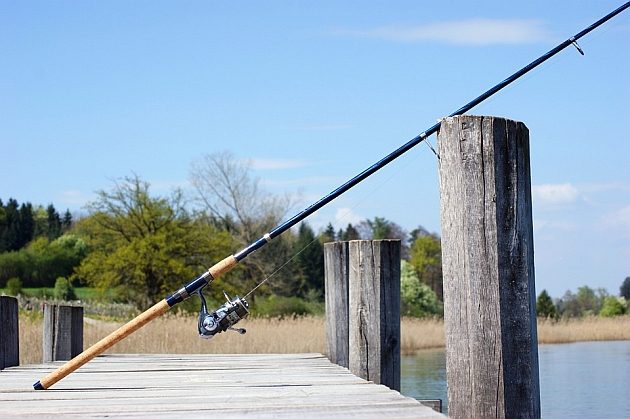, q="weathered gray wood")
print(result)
[438,115,540,419]
[43,304,83,362]
[419,399,443,413]
[0,296,19,369]
[348,240,401,391]
[0,354,444,418]
[324,241,350,368]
